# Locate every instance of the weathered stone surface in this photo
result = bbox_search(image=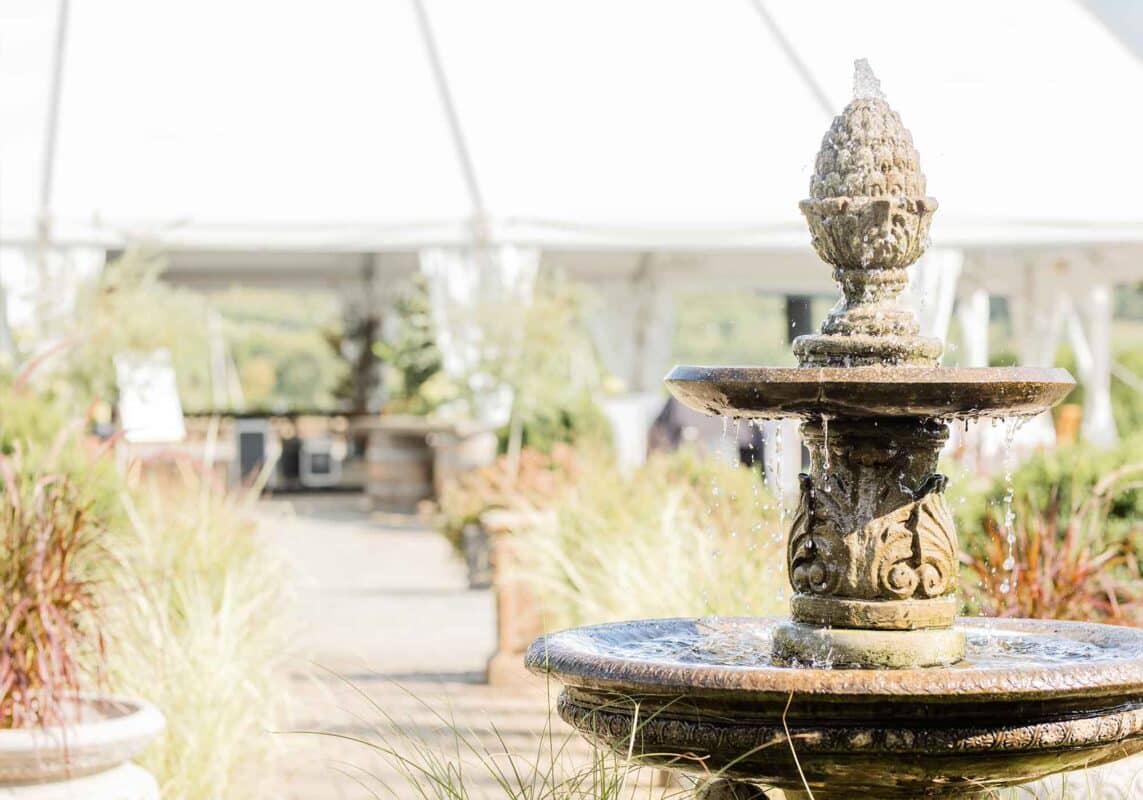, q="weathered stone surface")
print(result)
[796,91,939,369]
[790,594,958,631]
[809,97,926,201]
[527,617,1143,799]
[695,779,770,800]
[772,621,965,669]
[789,421,954,598]
[664,366,1075,421]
